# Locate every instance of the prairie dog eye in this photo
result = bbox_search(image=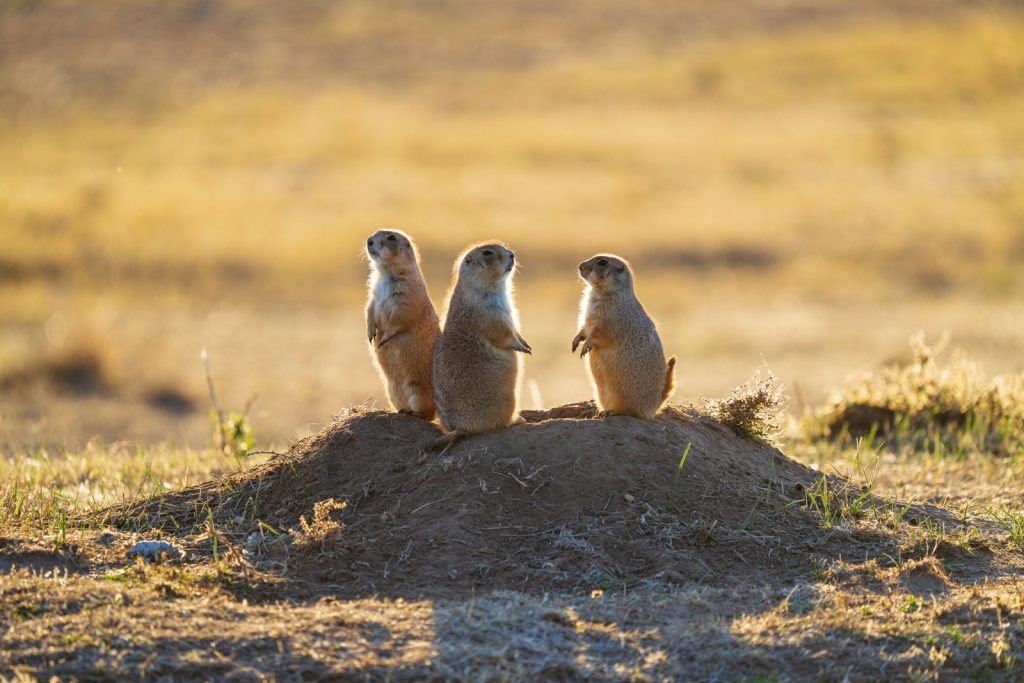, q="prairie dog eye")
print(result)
[387,235,397,241]
[482,249,494,256]
[597,258,608,266]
